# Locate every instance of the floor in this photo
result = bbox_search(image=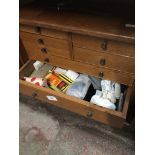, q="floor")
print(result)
[19,94,135,155]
